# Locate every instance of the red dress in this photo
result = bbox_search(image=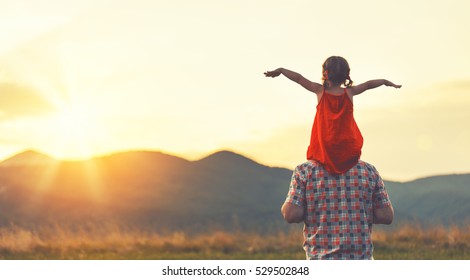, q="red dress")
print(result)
[306,88,363,174]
